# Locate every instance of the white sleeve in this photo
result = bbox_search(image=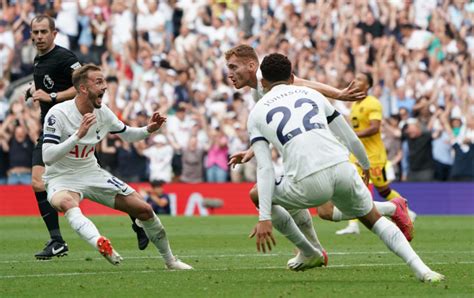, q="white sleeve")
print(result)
[252,140,274,221]
[114,126,150,142]
[43,134,80,166]
[328,113,370,170]
[42,111,80,165]
[105,105,151,142]
[247,113,274,221]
